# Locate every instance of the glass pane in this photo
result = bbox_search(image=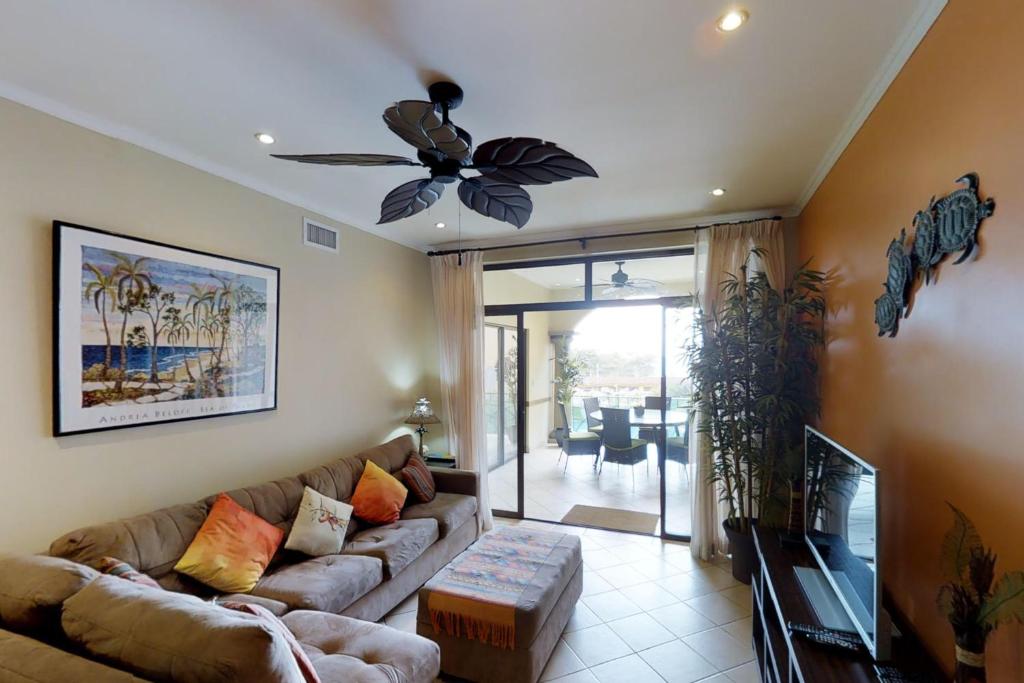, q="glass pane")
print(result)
[484,263,586,305]
[591,255,695,301]
[663,304,694,537]
[485,316,519,514]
